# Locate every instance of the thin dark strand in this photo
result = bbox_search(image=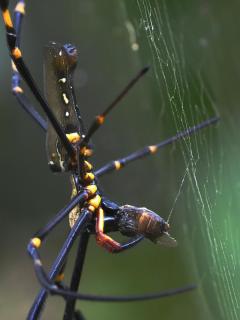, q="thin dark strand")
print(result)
[14,0,24,47]
[27,211,92,320]
[63,232,90,320]
[0,3,75,157]
[95,116,220,177]
[37,190,88,239]
[112,235,144,253]
[81,66,149,145]
[28,216,195,304]
[12,91,47,130]
[12,57,75,157]
[11,0,47,130]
